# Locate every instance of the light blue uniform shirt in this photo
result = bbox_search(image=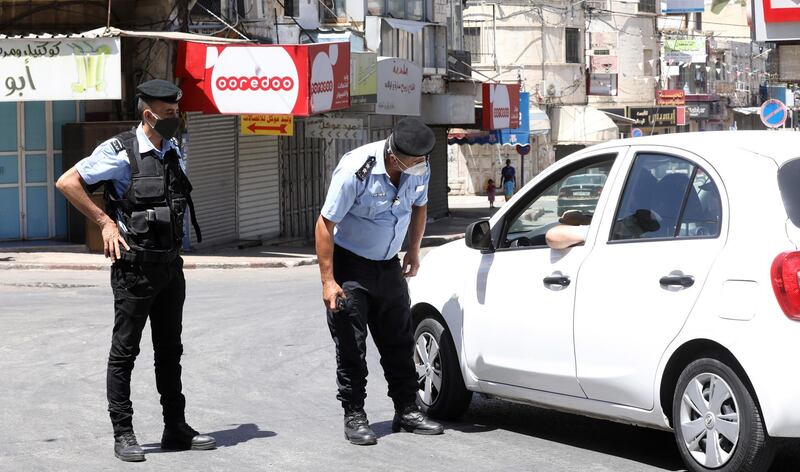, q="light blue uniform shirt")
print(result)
[321,139,430,261]
[75,123,185,199]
